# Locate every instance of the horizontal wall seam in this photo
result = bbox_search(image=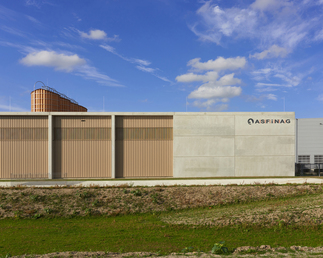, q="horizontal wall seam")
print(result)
[173,135,295,137]
[173,135,235,137]
[174,156,235,157]
[174,155,295,157]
